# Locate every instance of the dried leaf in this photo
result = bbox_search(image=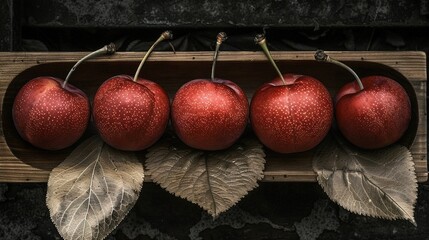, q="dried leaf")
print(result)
[146,137,265,217]
[47,136,144,240]
[313,134,417,225]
